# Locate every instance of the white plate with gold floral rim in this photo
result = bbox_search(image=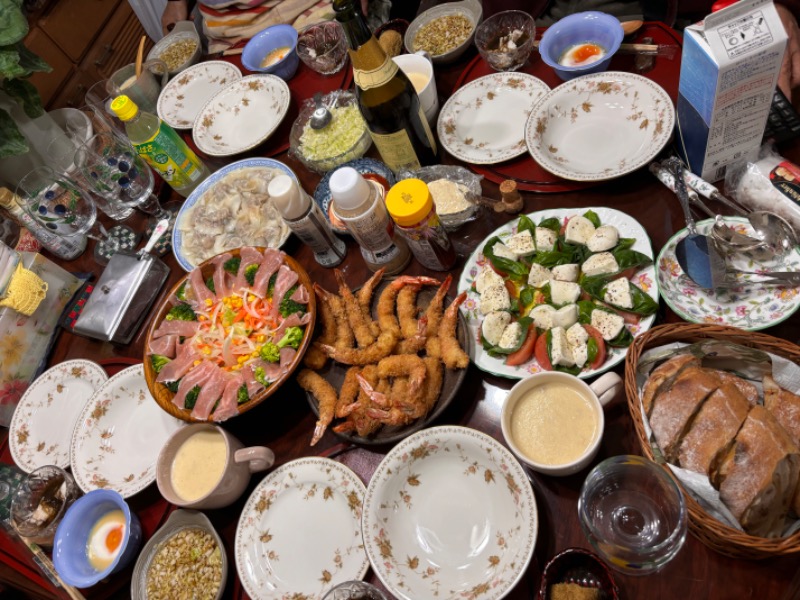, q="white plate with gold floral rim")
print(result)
[437,72,549,165]
[69,364,185,498]
[192,74,290,157]
[9,360,107,473]
[364,426,537,600]
[457,206,658,380]
[525,72,674,181]
[235,457,368,600]
[657,217,800,330]
[157,61,242,130]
